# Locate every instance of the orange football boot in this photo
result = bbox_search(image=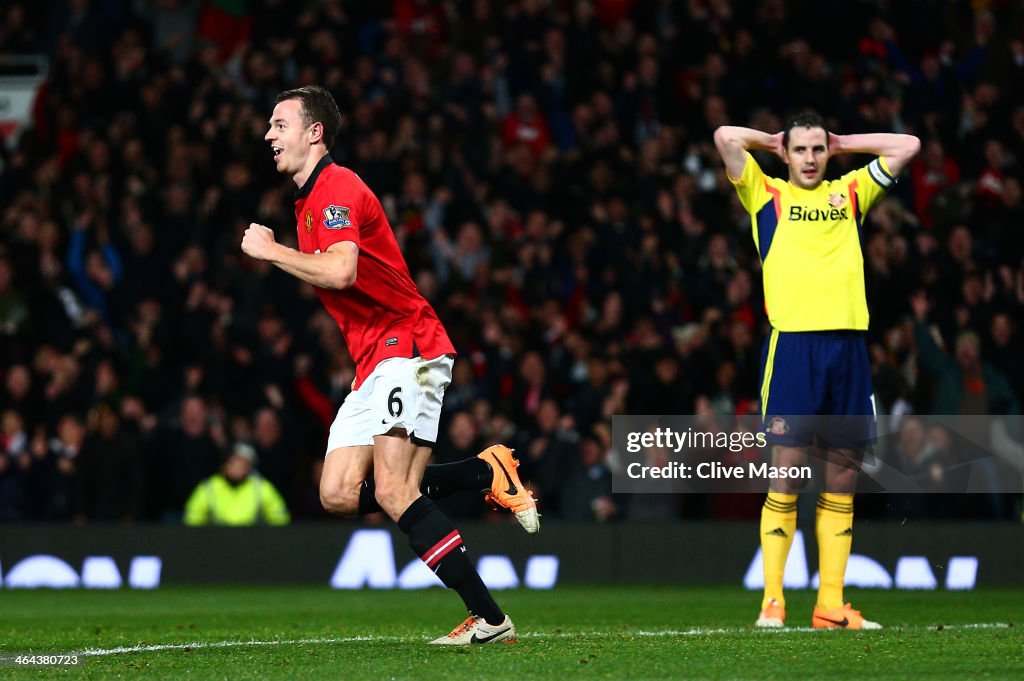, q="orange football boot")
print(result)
[755,598,786,628]
[812,603,882,630]
[477,445,540,534]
